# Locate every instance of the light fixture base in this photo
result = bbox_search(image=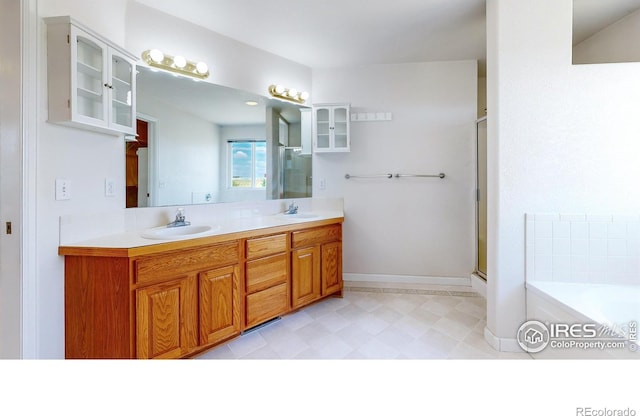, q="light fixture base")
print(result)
[268,84,308,104]
[142,49,209,80]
